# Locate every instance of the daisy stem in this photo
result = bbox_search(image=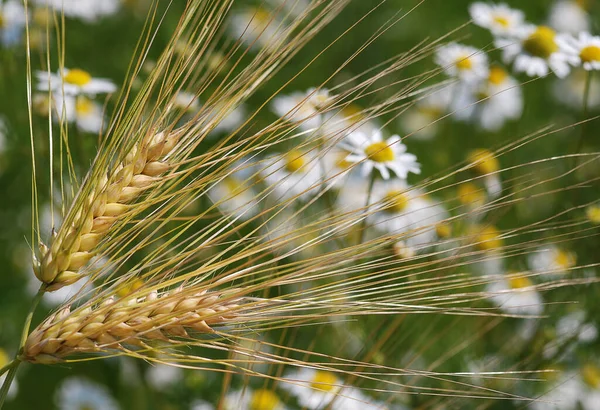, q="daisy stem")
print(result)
[0,284,46,409]
[358,173,377,244]
[574,70,594,163]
